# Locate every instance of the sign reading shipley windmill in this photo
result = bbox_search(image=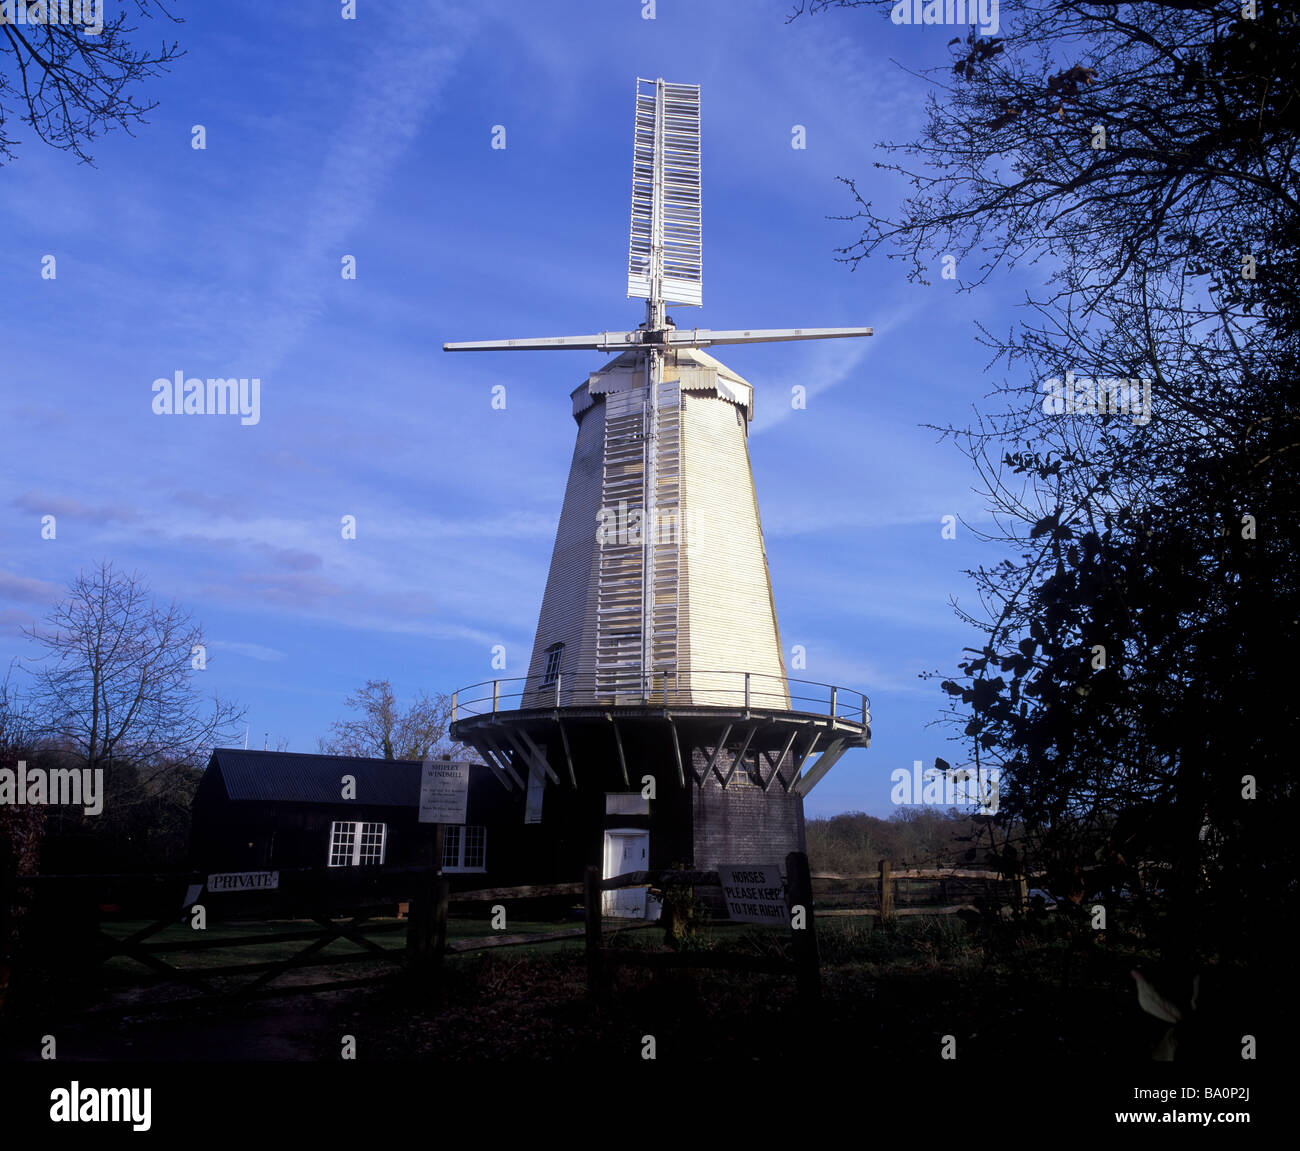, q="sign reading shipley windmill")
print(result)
[446,79,872,899]
[418,759,469,825]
